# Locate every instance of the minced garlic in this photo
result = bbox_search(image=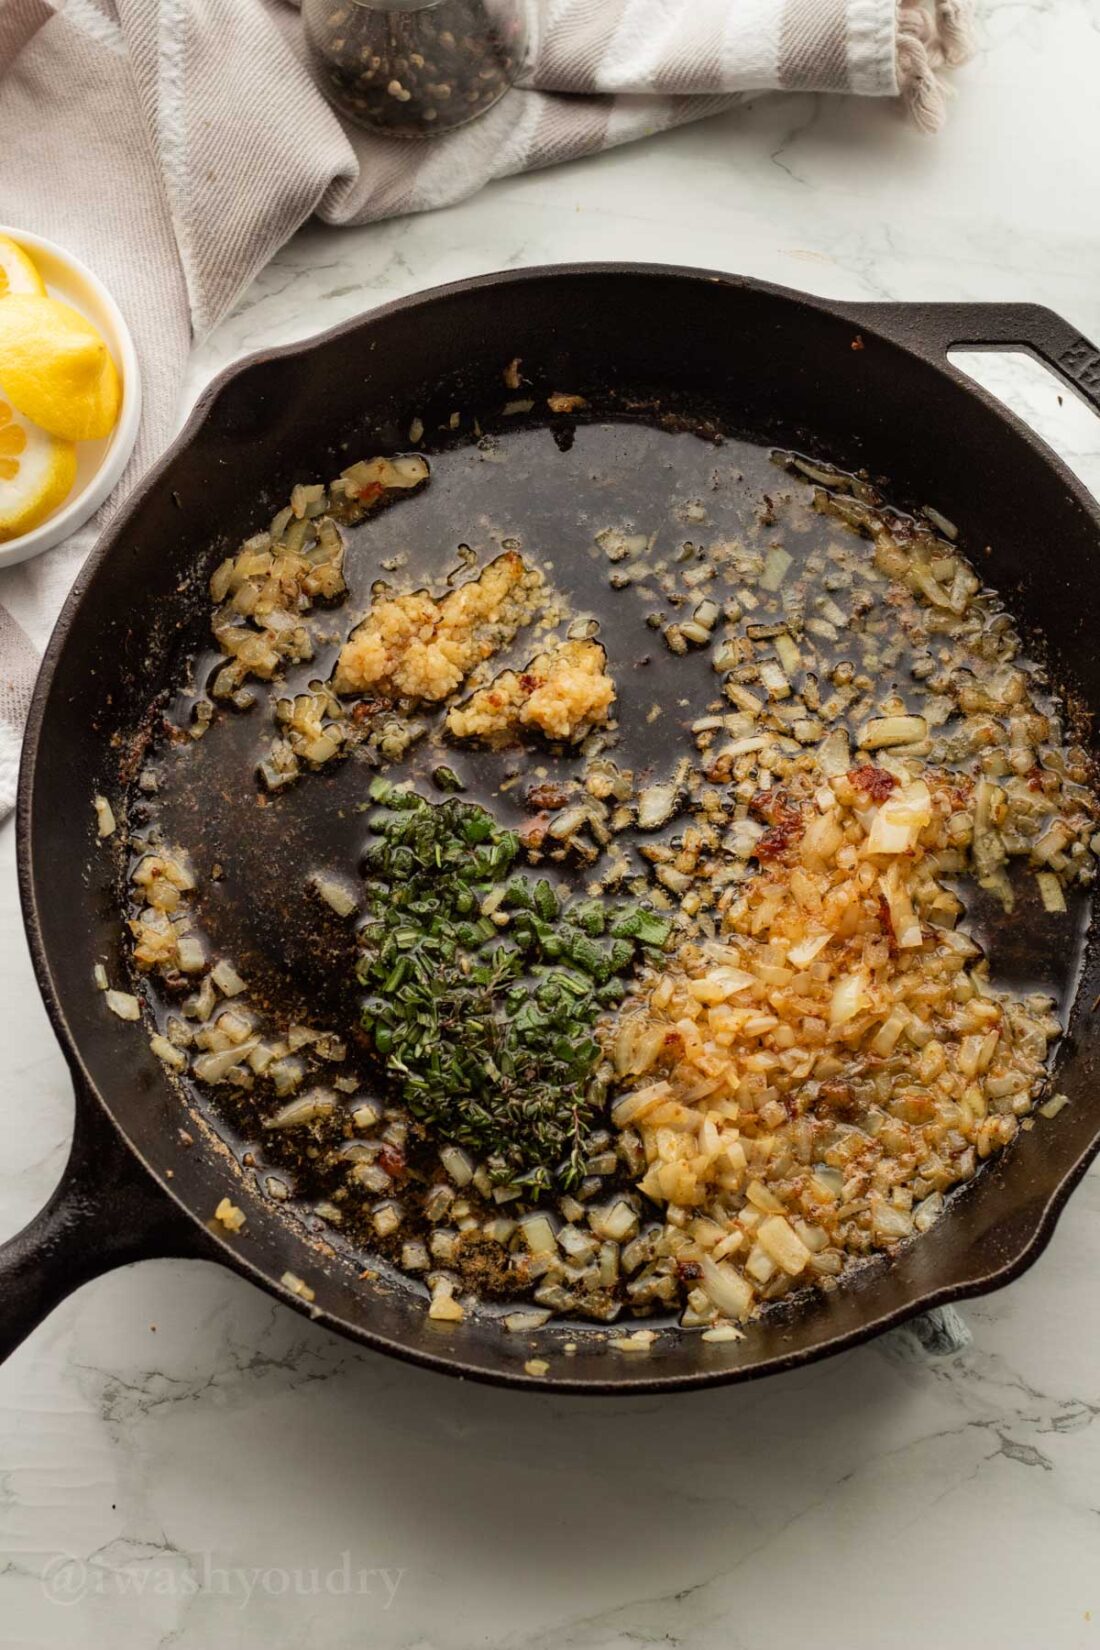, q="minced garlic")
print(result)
[446,638,615,745]
[333,551,543,702]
